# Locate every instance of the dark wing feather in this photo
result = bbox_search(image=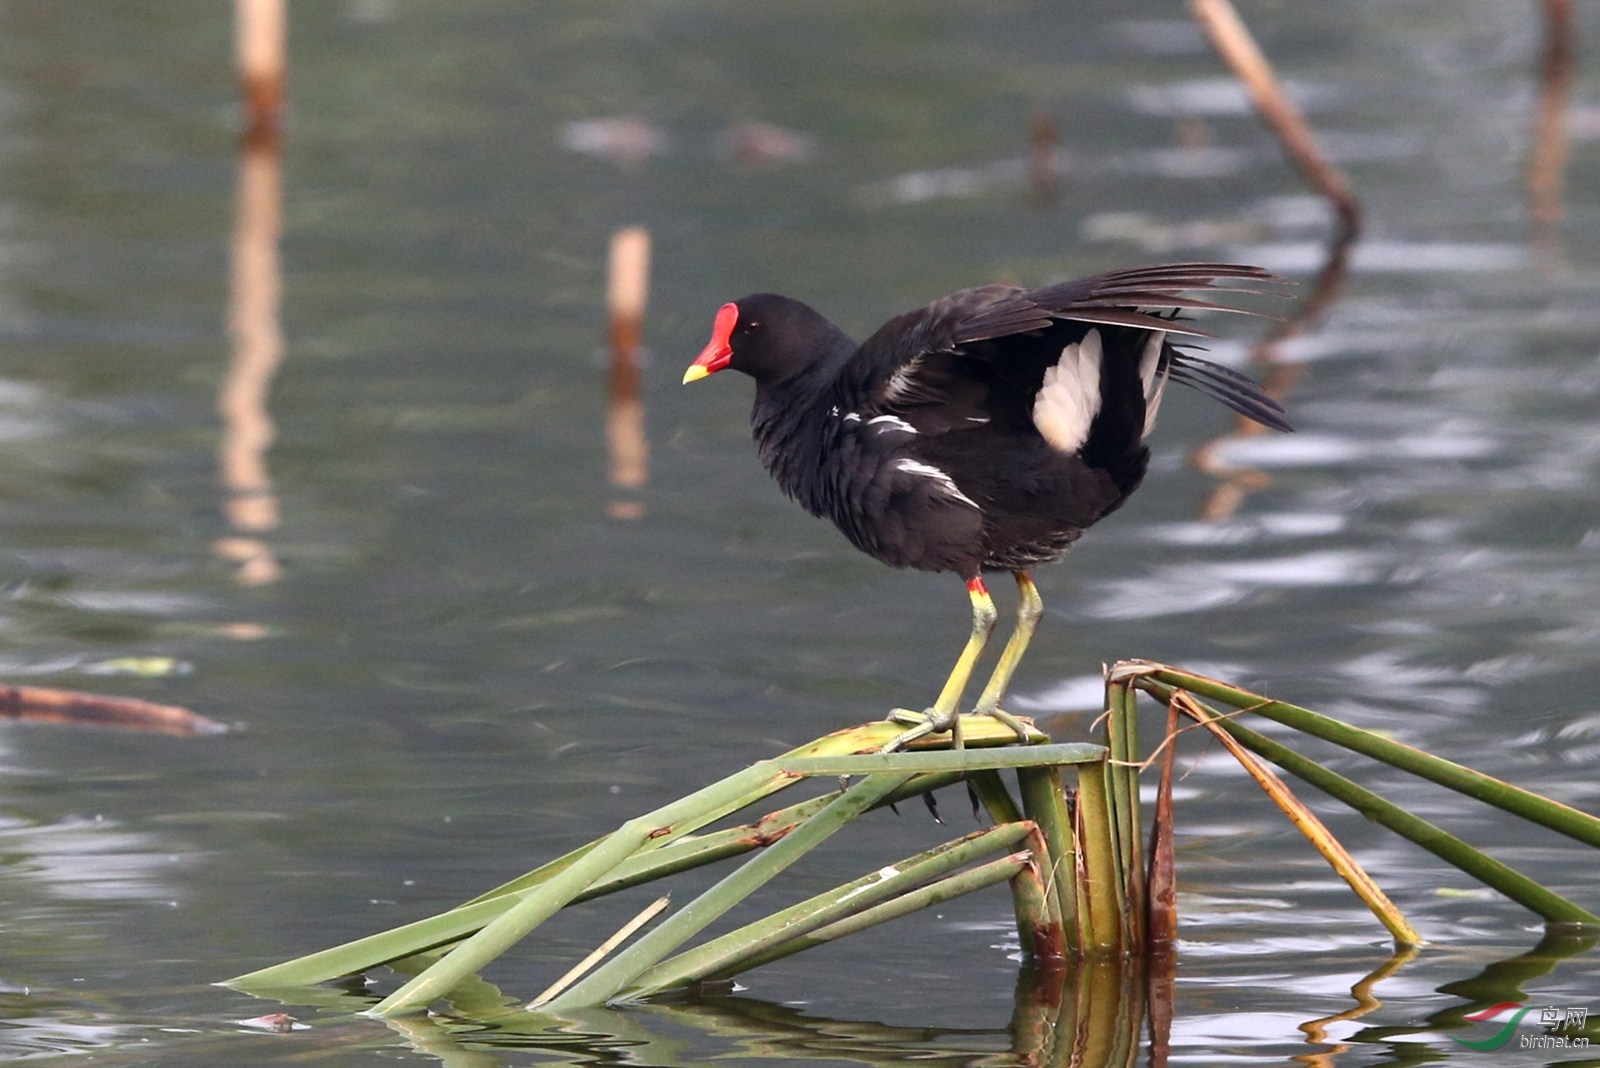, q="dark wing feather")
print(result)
[955,263,1283,343]
[1168,351,1292,432]
[852,262,1291,431]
